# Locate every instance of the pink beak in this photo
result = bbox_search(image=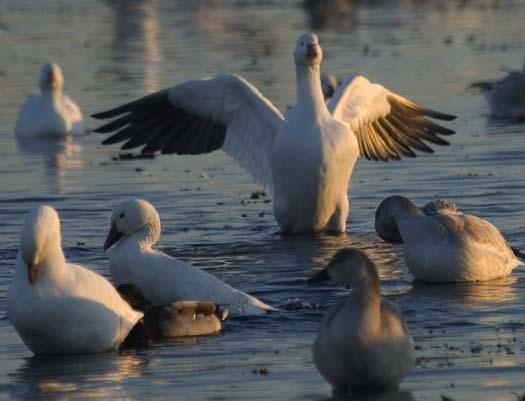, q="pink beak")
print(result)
[306,43,318,58]
[28,262,39,284]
